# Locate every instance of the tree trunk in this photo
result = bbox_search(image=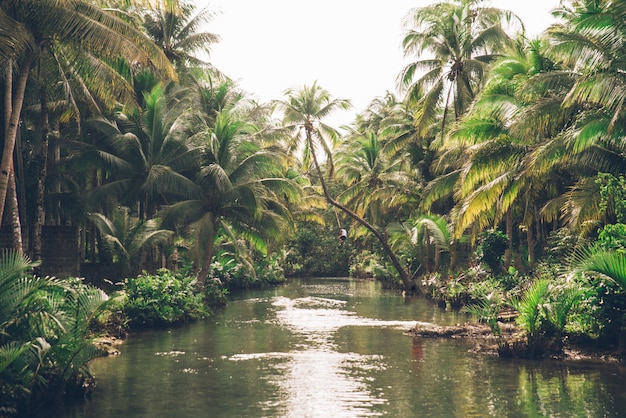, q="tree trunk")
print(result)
[526,225,535,268]
[51,118,61,225]
[424,230,431,274]
[197,231,215,288]
[305,131,412,289]
[7,169,23,255]
[0,50,33,225]
[504,209,513,271]
[33,83,49,266]
[449,242,457,270]
[3,60,22,254]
